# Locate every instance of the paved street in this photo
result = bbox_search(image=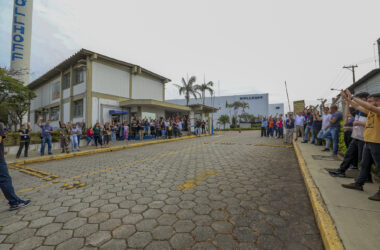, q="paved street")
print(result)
[0,131,322,250]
